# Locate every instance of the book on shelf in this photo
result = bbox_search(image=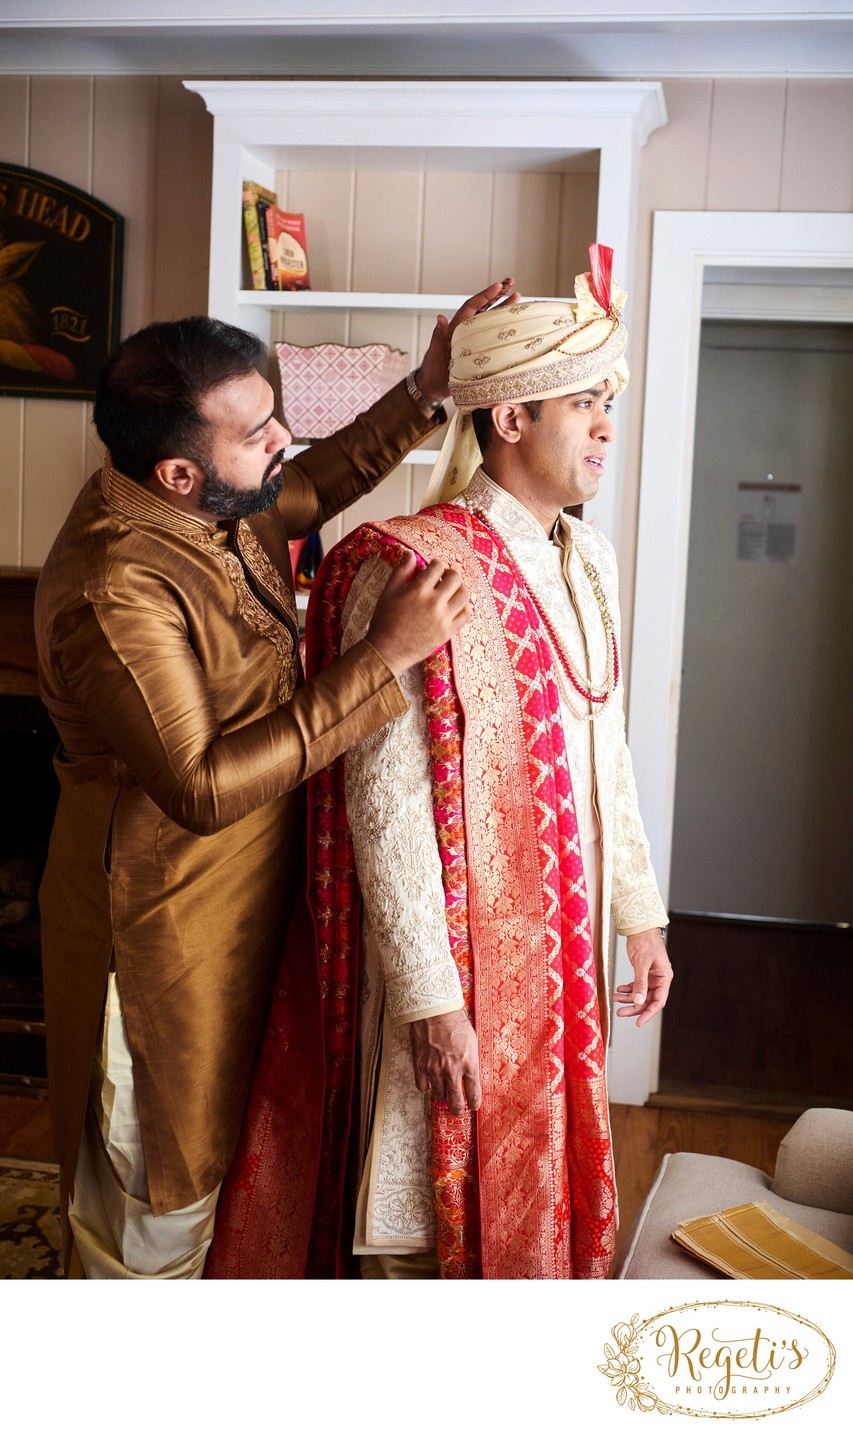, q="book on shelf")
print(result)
[266,208,311,291]
[256,197,275,290]
[242,180,277,292]
[671,1200,853,1280]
